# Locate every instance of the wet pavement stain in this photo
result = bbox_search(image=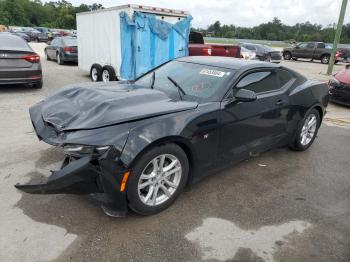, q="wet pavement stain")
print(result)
[185,218,311,261]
